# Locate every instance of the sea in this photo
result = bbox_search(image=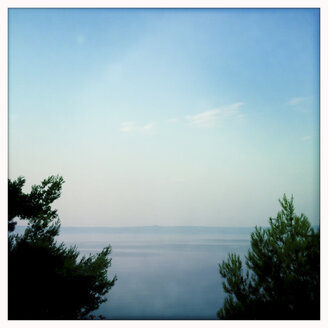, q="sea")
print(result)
[55,226,253,320]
